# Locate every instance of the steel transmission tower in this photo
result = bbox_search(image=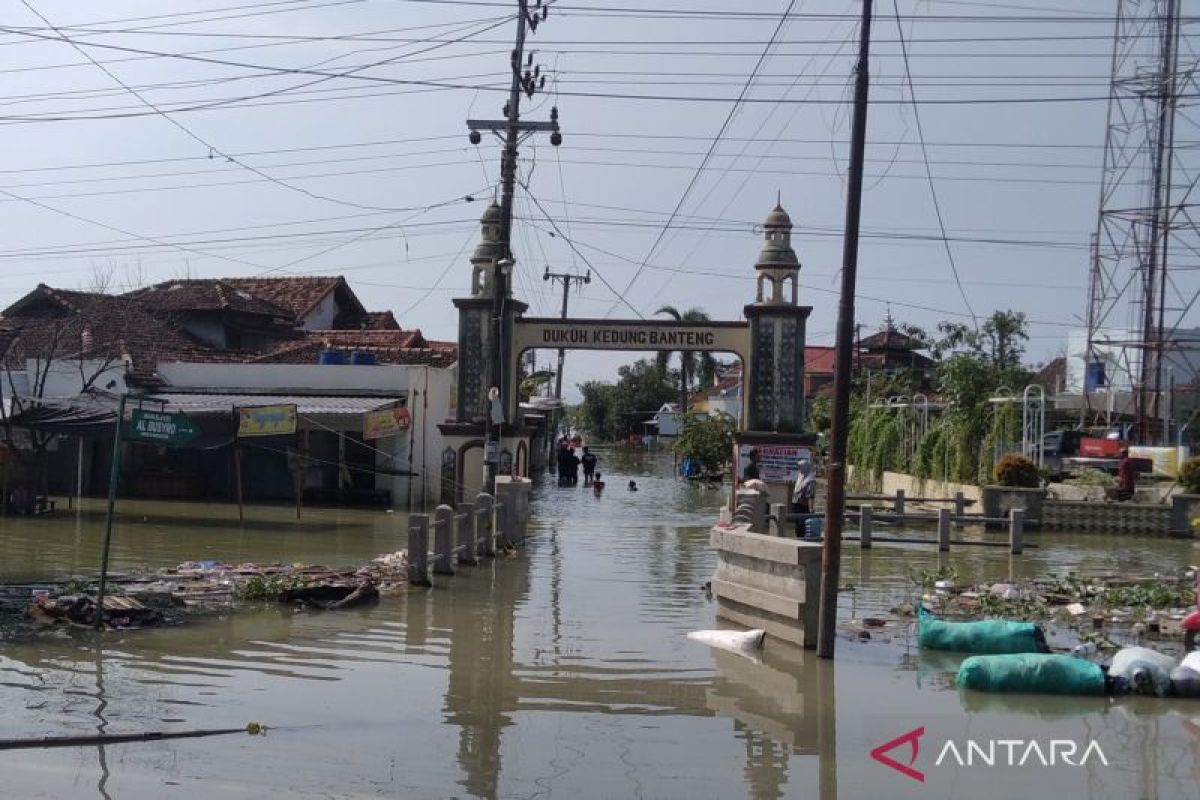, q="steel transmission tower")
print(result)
[1087,0,1199,443]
